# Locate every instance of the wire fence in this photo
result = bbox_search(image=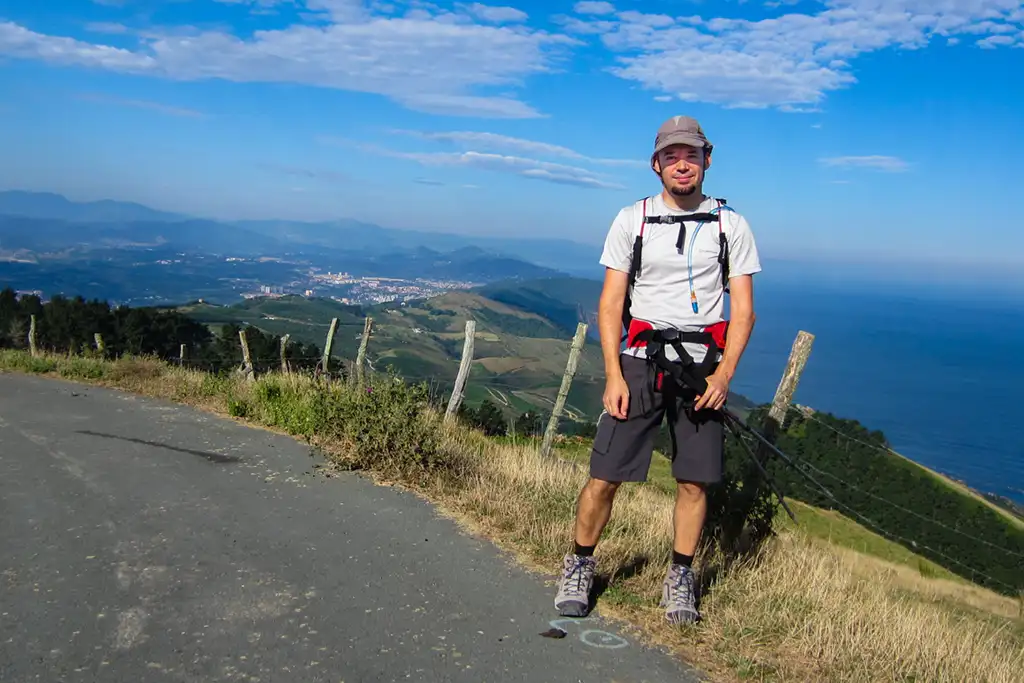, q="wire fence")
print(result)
[727,403,1024,595]
[19,309,1024,597]
[180,320,1024,592]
